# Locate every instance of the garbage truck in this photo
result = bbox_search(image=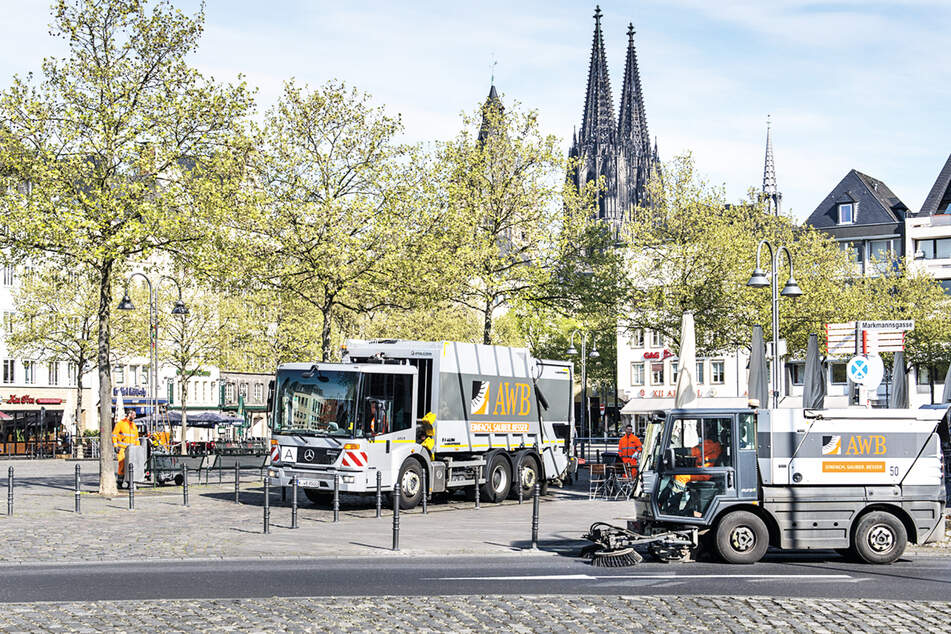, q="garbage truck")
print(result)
[266,340,574,509]
[583,406,948,565]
